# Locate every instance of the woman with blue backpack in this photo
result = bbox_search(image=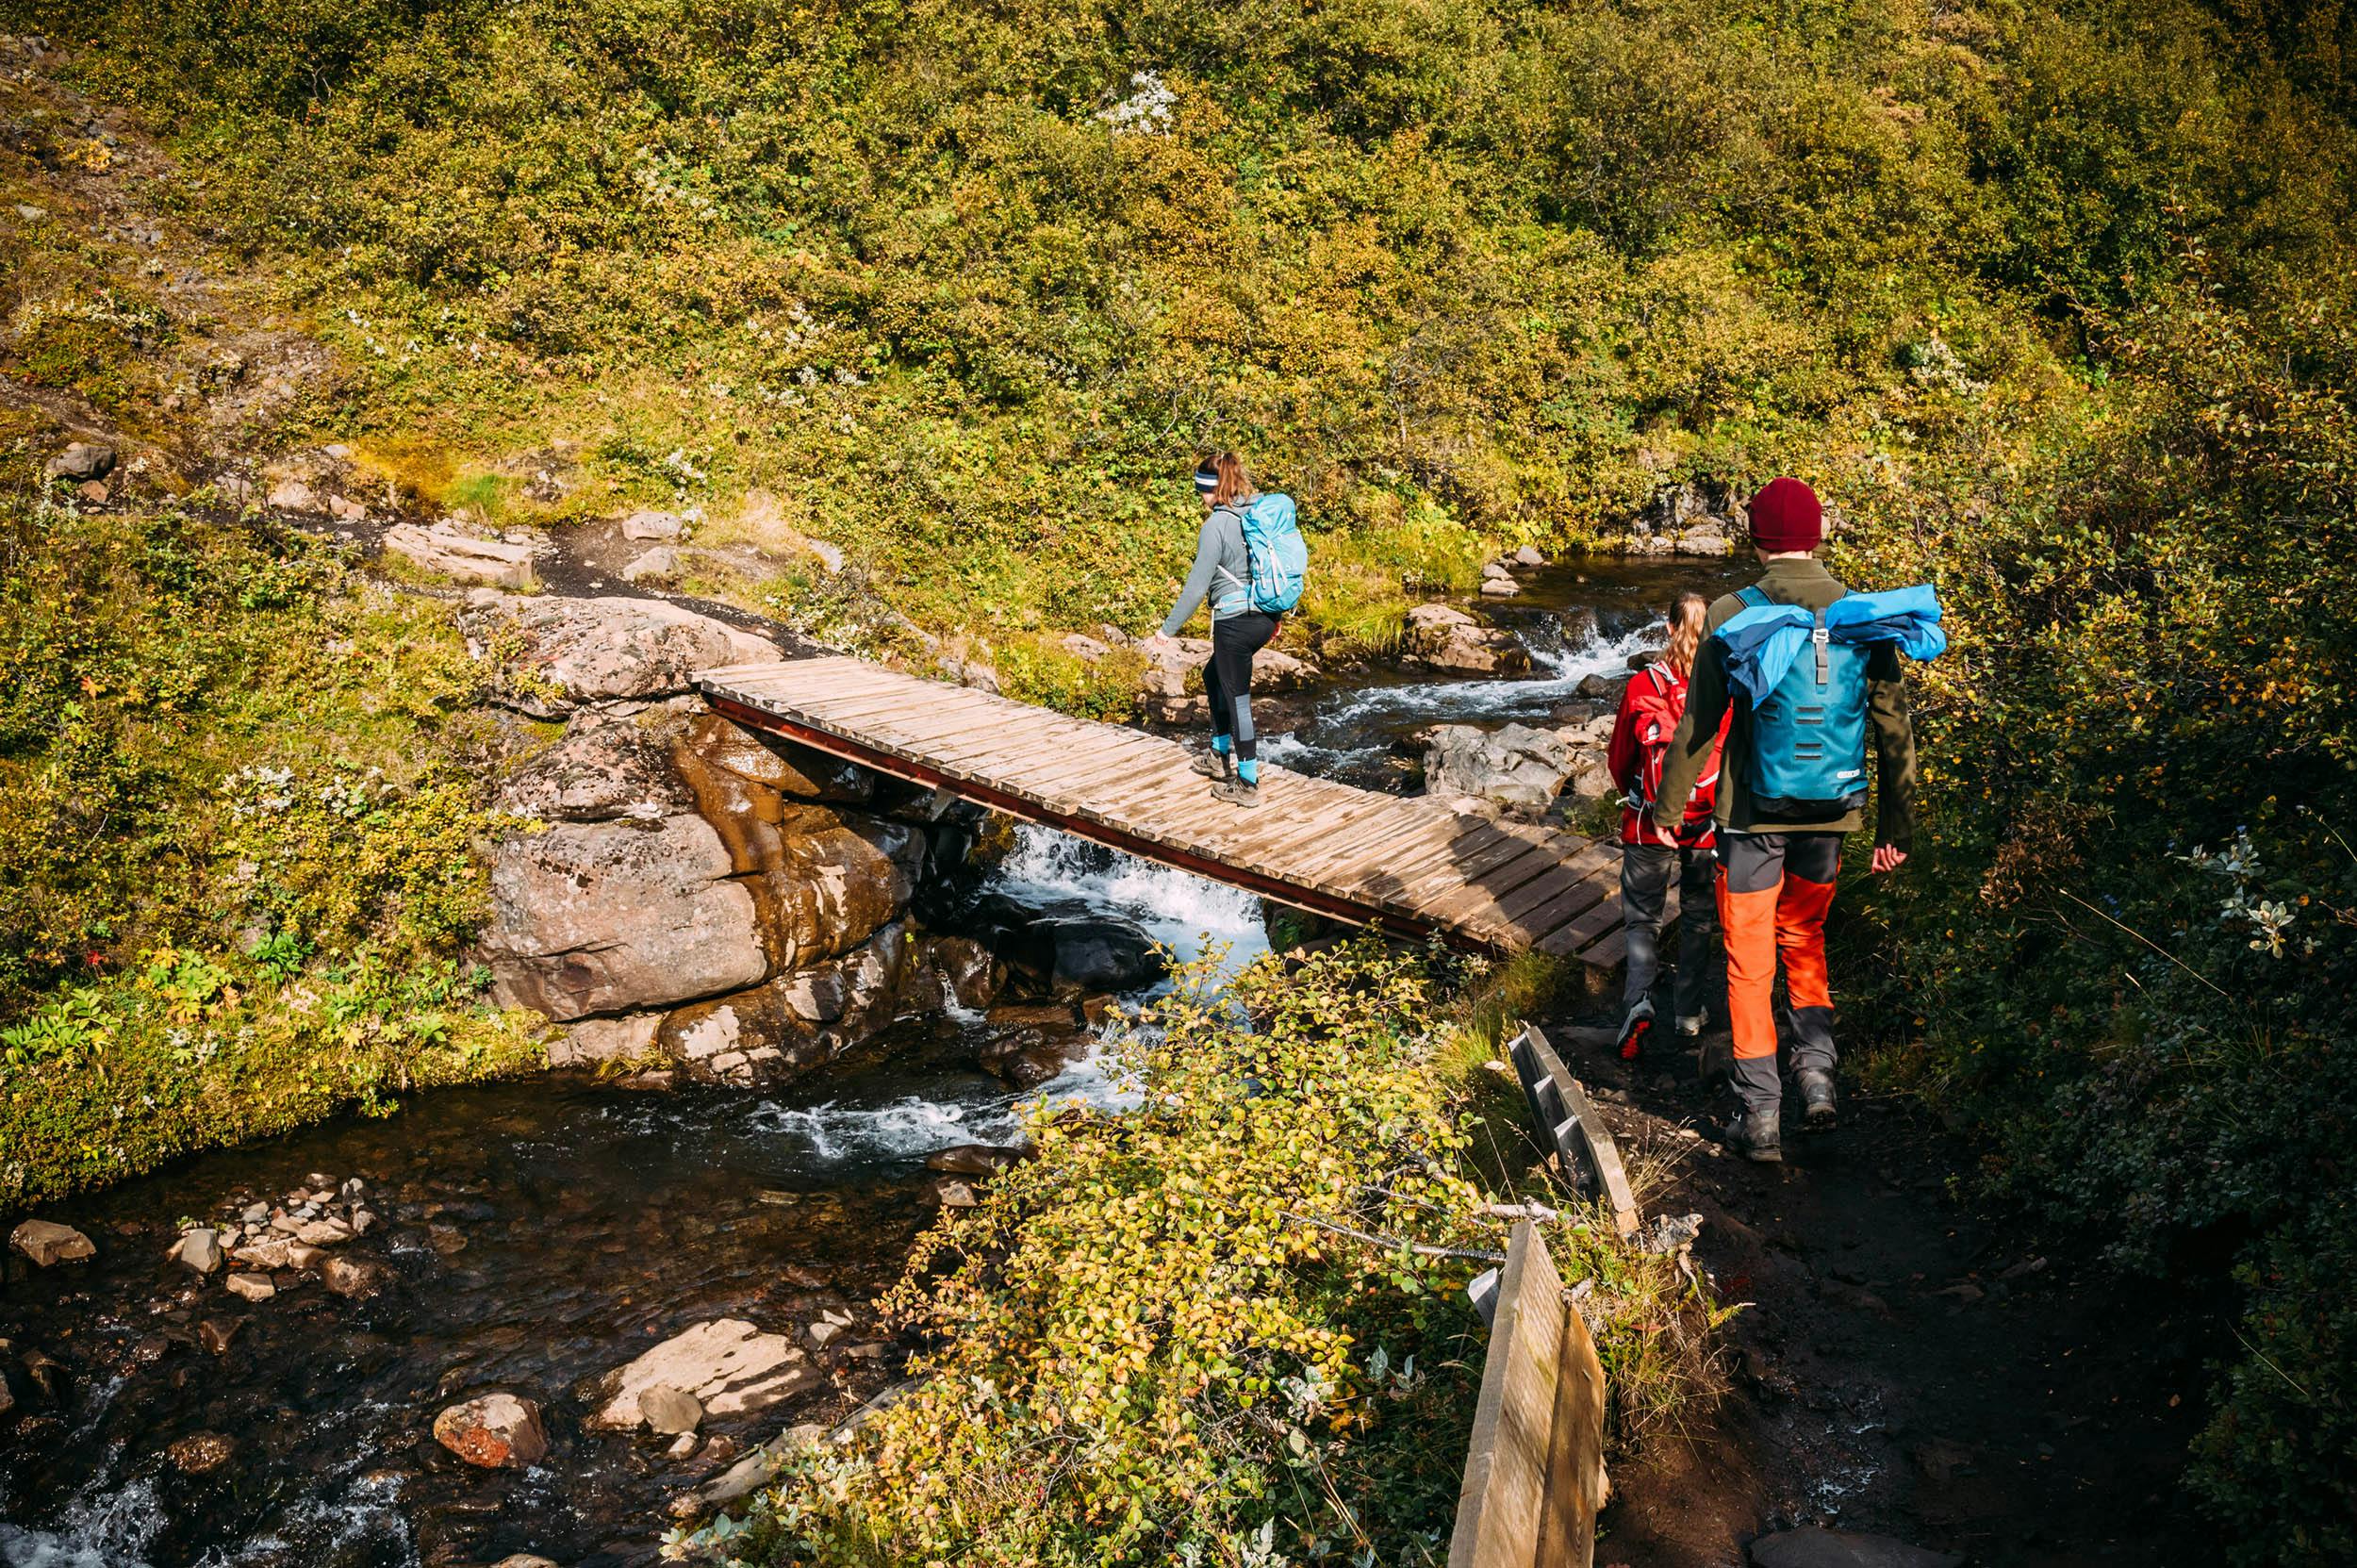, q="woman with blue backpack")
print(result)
[1152,453,1308,809]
